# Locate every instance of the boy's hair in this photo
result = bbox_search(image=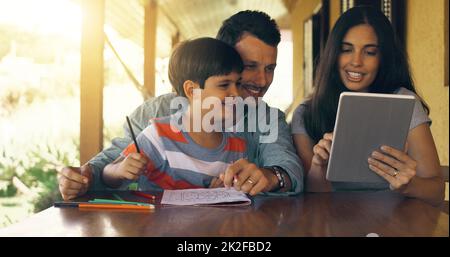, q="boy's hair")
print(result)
[216,10,281,47]
[168,37,243,97]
